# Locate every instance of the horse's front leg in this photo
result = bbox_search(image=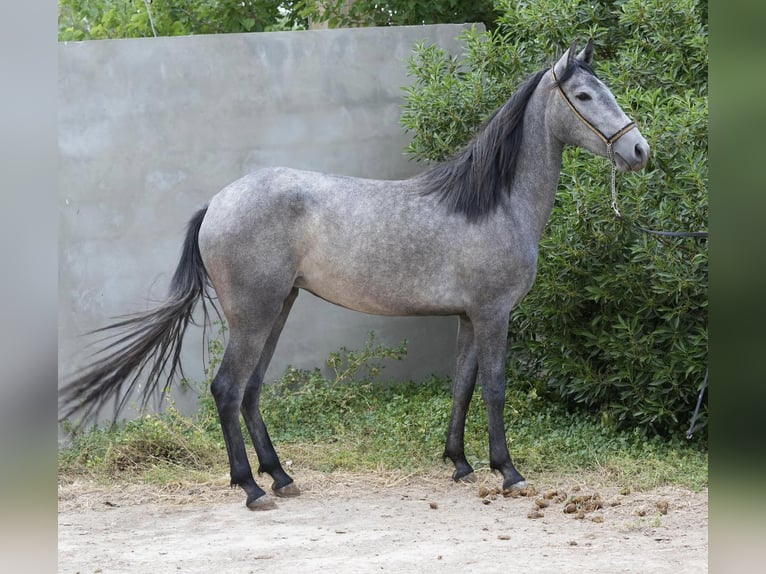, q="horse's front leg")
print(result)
[444,314,479,482]
[473,311,527,491]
